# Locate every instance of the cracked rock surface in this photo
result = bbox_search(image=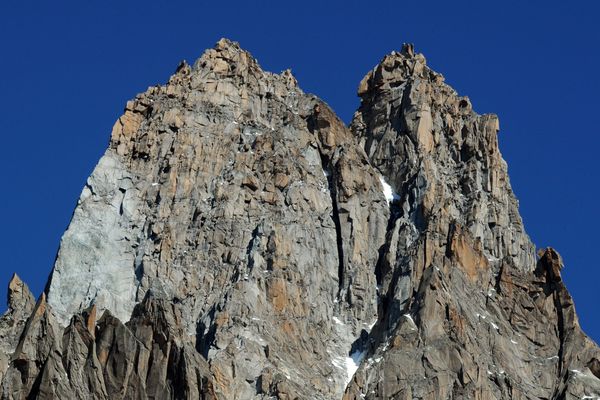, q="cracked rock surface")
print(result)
[0,40,598,399]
